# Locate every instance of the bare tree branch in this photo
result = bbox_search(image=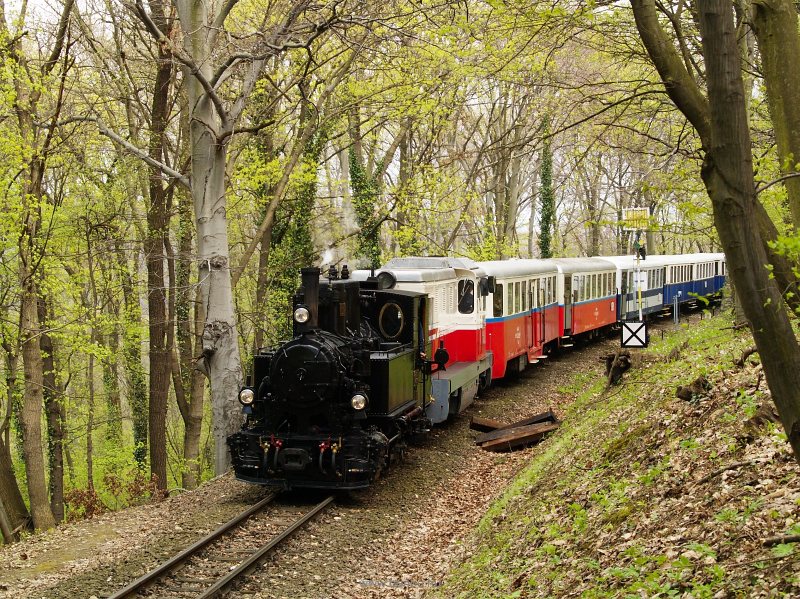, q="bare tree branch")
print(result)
[59,116,190,189]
